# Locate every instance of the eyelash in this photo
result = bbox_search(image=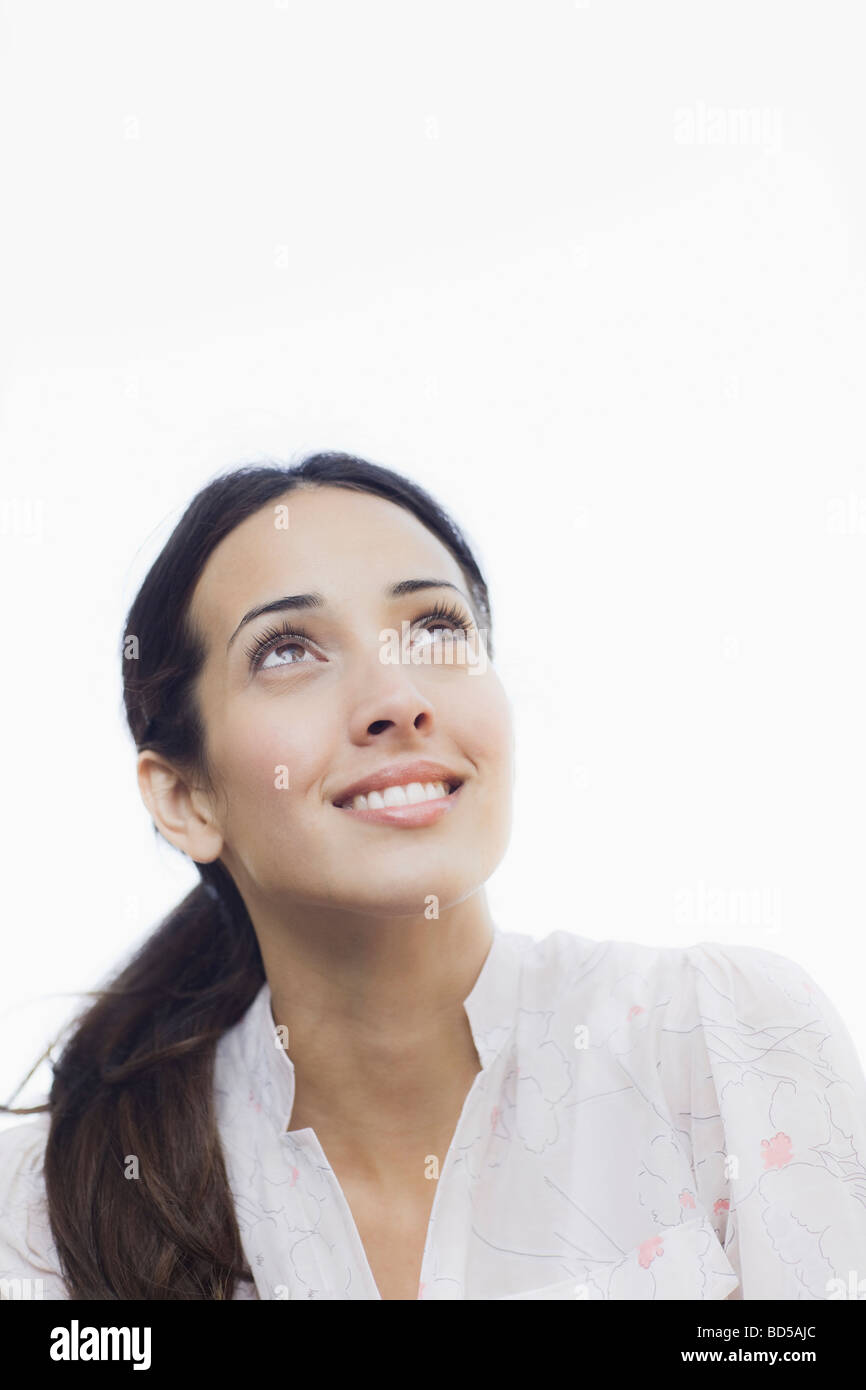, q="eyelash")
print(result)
[242,600,475,672]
